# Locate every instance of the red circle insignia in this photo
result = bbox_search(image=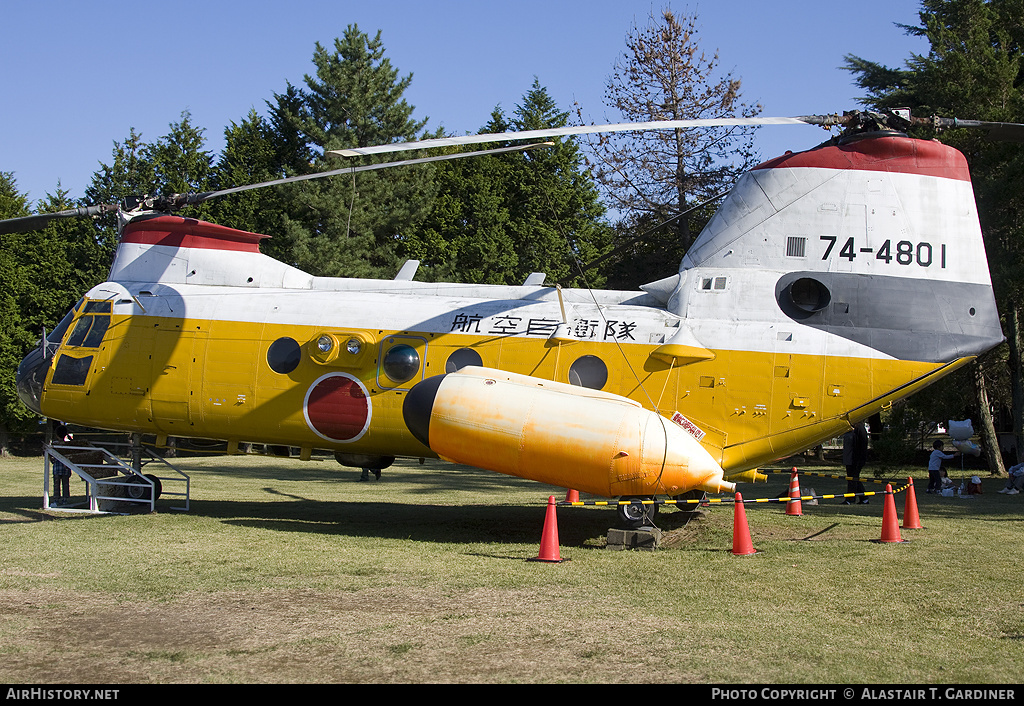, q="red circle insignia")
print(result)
[303,373,372,443]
